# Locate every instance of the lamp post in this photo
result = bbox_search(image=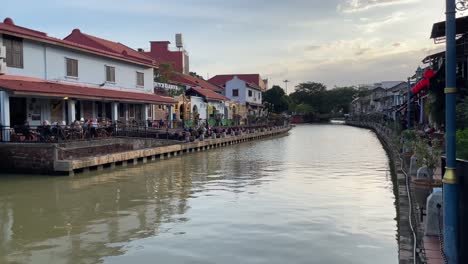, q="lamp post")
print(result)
[444,0,459,263]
